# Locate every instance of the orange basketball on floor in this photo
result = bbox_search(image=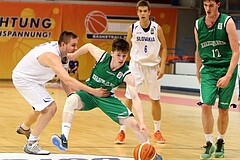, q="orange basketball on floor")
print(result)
[133,143,156,160]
